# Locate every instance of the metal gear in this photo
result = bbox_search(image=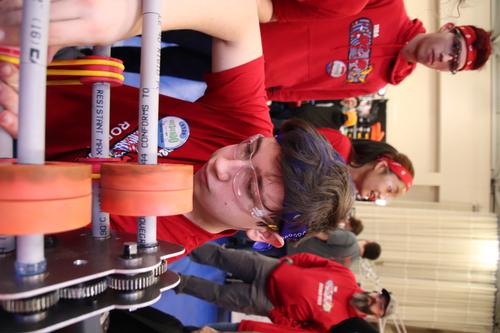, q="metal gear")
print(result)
[153,261,168,277]
[107,271,158,291]
[59,278,108,299]
[1,291,59,314]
